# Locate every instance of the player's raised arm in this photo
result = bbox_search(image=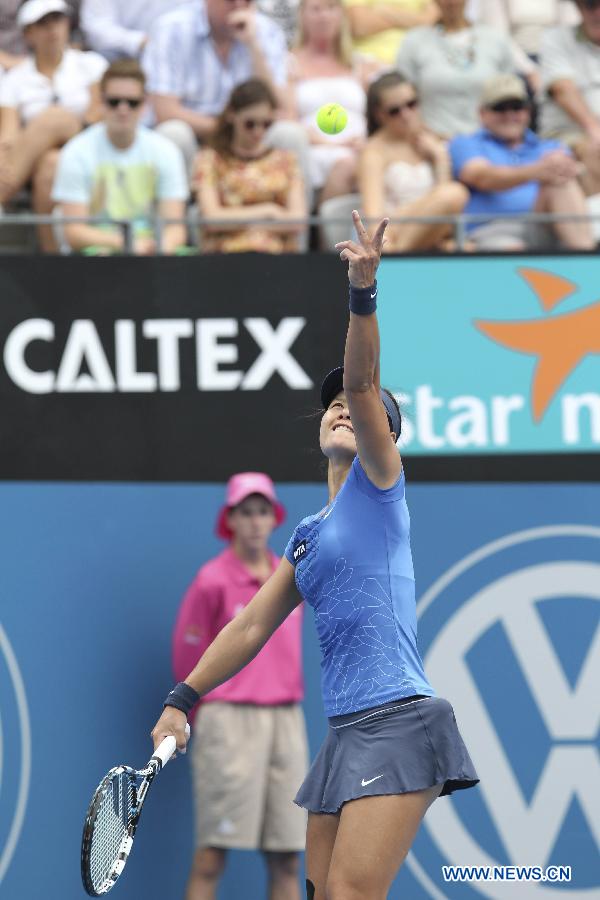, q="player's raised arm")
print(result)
[334,210,402,489]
